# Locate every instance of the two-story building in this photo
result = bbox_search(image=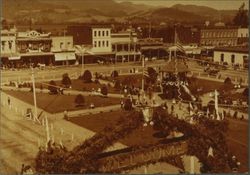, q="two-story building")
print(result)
[51,35,76,65]
[67,25,115,64]
[200,27,238,47]
[1,28,17,67]
[237,28,249,45]
[15,30,54,67]
[213,46,248,69]
[111,30,141,62]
